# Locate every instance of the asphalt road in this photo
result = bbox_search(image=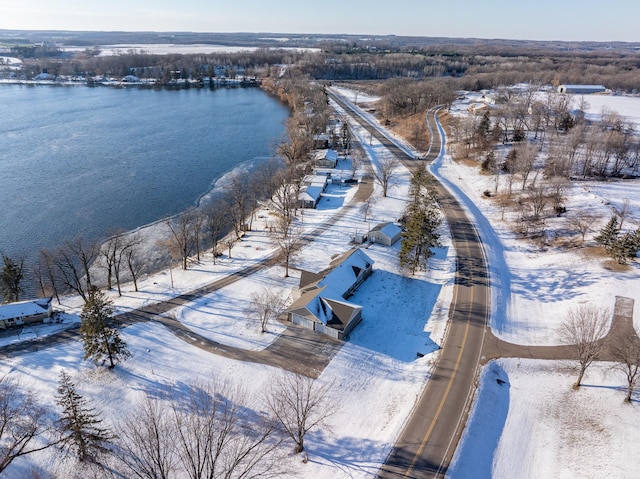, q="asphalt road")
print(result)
[329,93,491,479]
